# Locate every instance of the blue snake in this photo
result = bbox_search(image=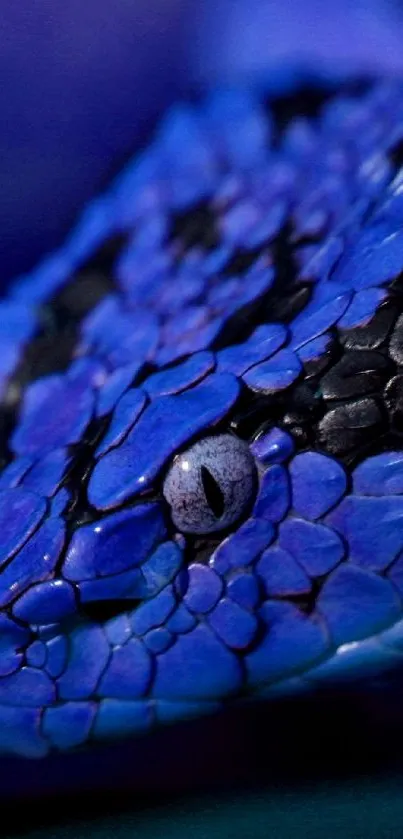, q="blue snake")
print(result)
[2,78,403,759]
